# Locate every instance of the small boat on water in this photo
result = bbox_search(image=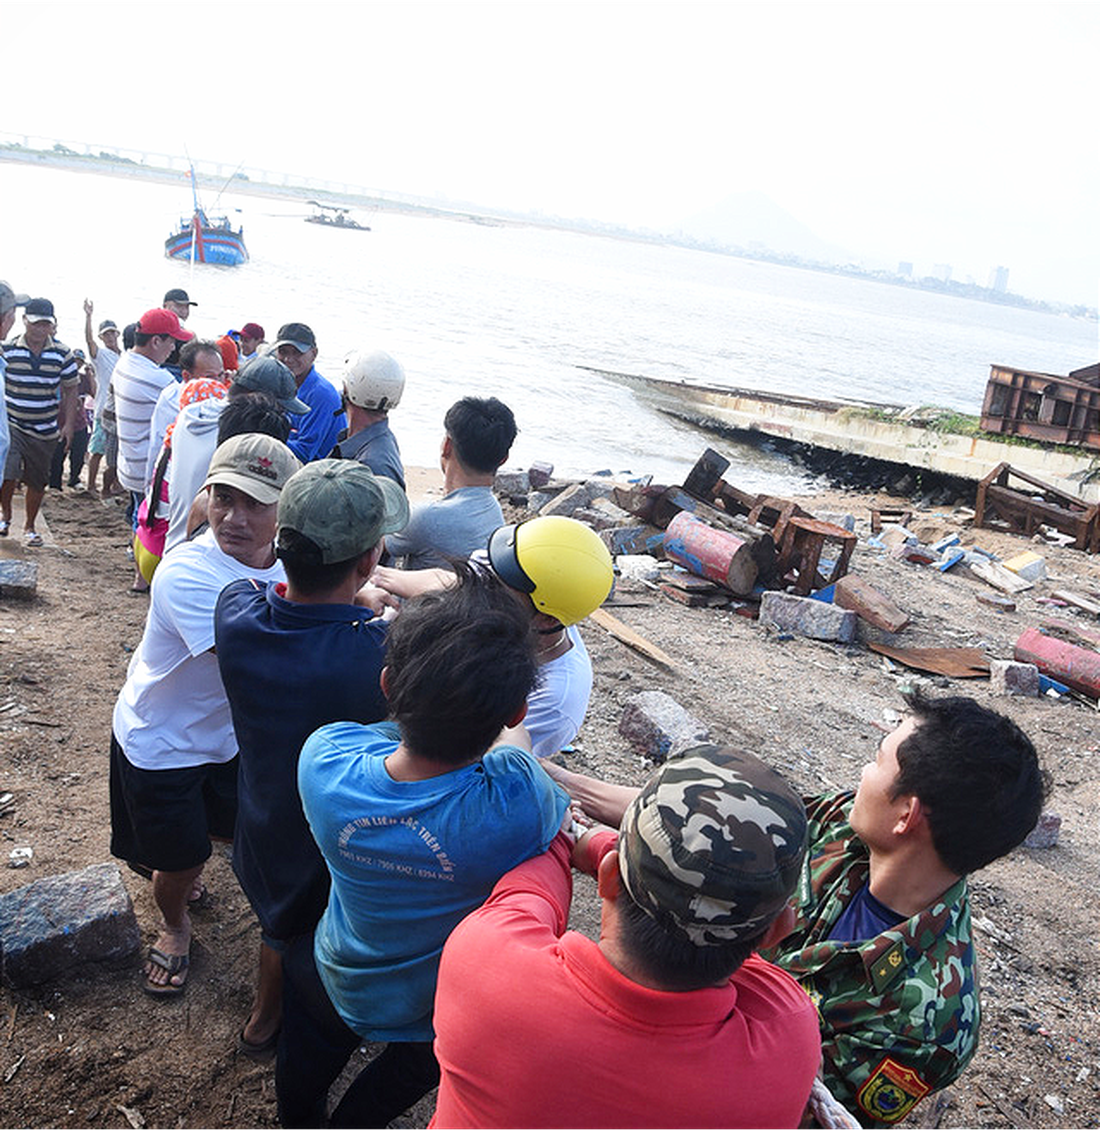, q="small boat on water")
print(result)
[305,201,369,231]
[165,167,248,266]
